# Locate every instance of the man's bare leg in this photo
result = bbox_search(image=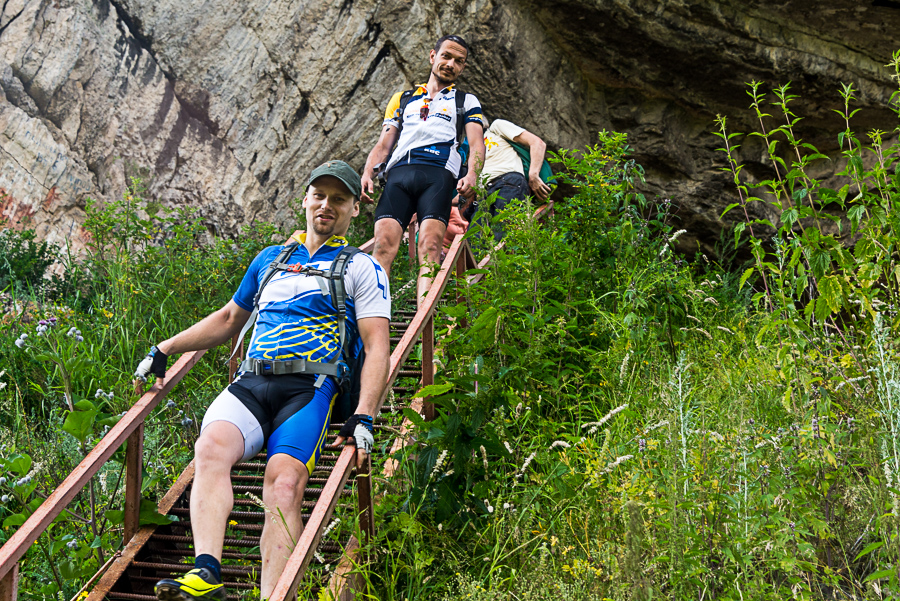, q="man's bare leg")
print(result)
[259,453,310,599]
[416,218,447,305]
[373,219,403,279]
[191,421,245,559]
